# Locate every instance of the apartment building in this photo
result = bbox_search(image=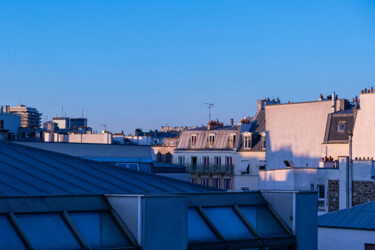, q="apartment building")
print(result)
[174,100,274,191]
[260,89,375,214]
